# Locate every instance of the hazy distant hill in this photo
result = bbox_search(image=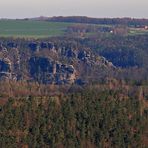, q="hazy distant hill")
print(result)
[47,16,148,26]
